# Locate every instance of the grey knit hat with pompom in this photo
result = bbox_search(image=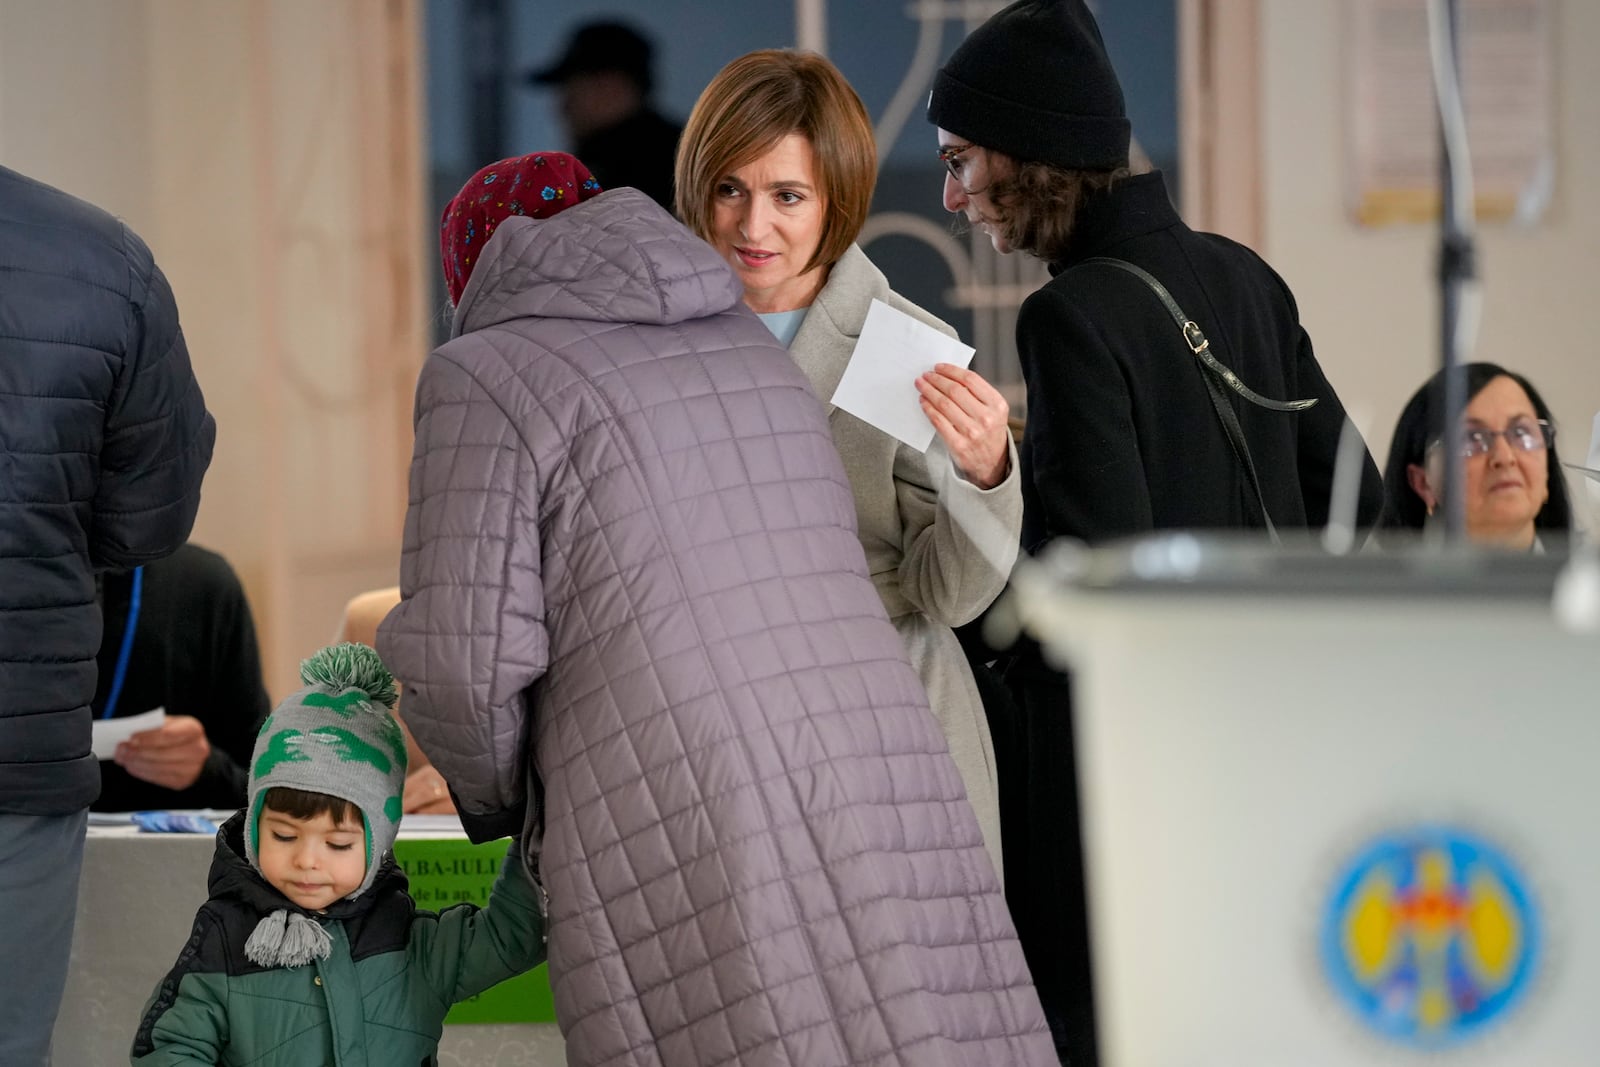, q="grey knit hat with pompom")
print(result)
[244,642,408,904]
